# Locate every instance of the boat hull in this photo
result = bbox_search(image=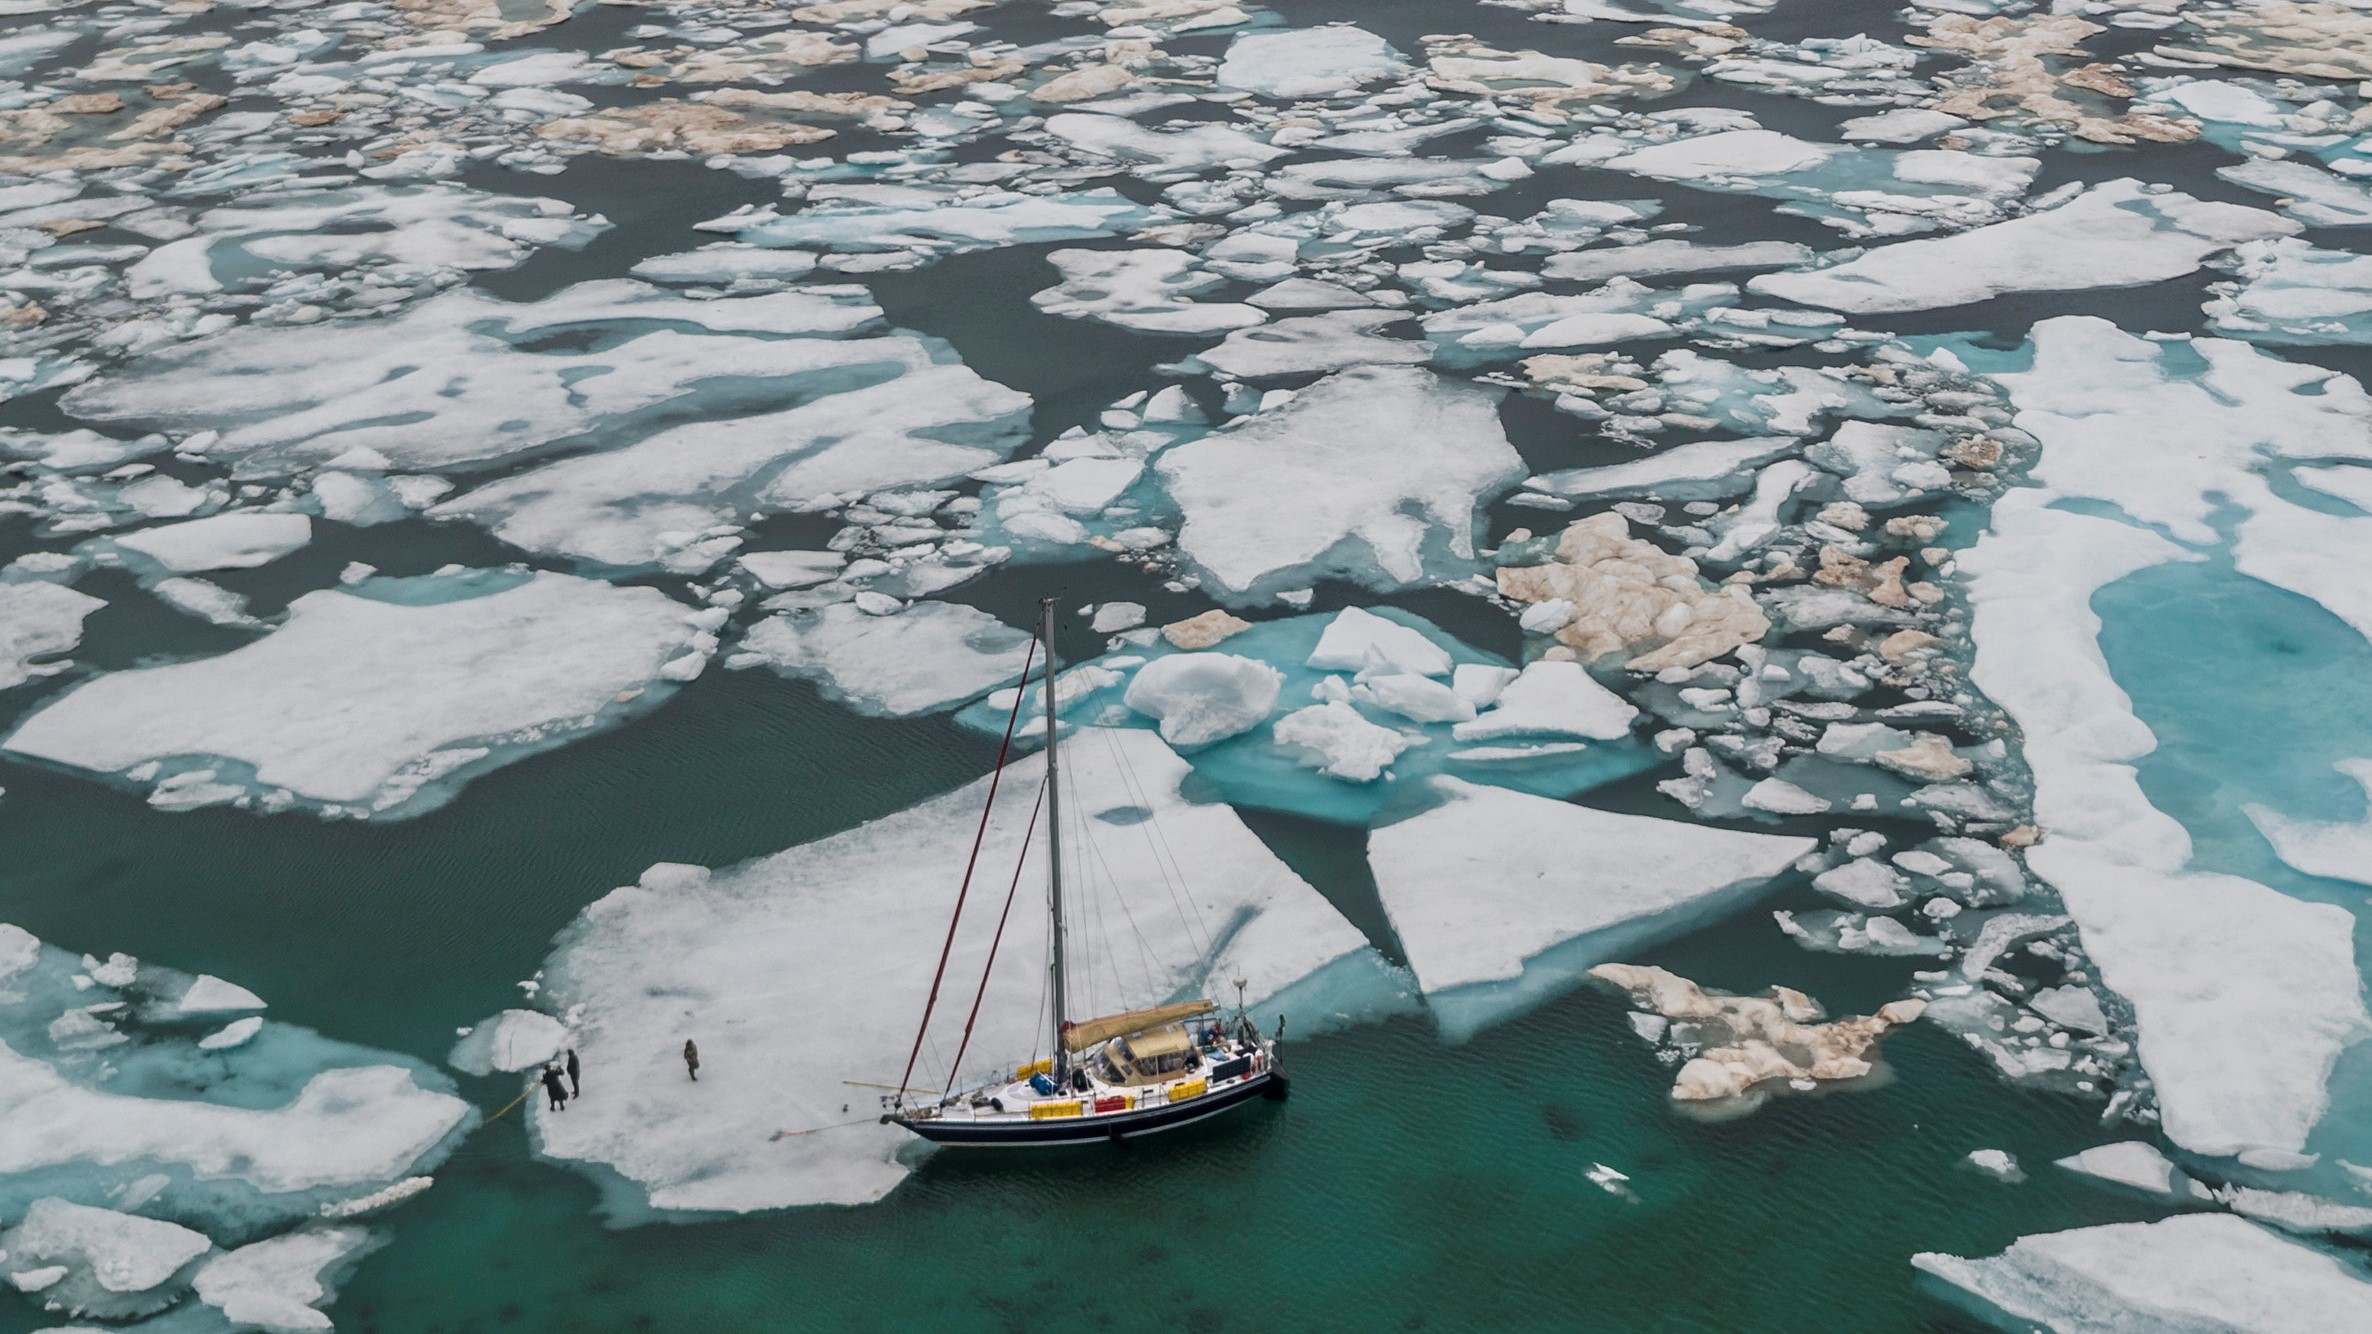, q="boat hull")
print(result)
[899,1068,1280,1146]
